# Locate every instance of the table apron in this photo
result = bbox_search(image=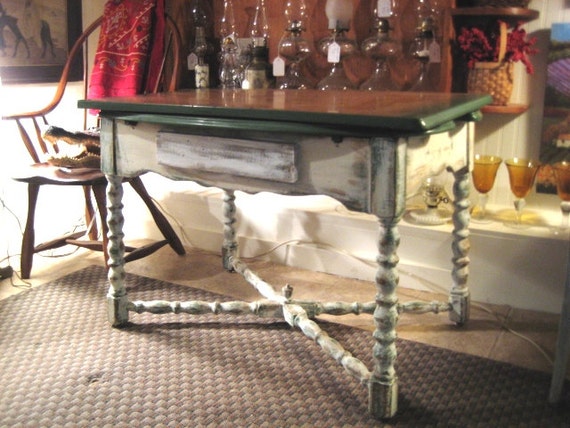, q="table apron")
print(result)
[100,117,471,218]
